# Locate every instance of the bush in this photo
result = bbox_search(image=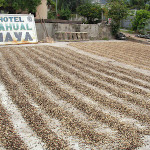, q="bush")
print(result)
[108,0,129,36]
[77,3,102,24]
[48,11,56,19]
[132,9,150,33]
[111,22,120,36]
[58,7,71,20]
